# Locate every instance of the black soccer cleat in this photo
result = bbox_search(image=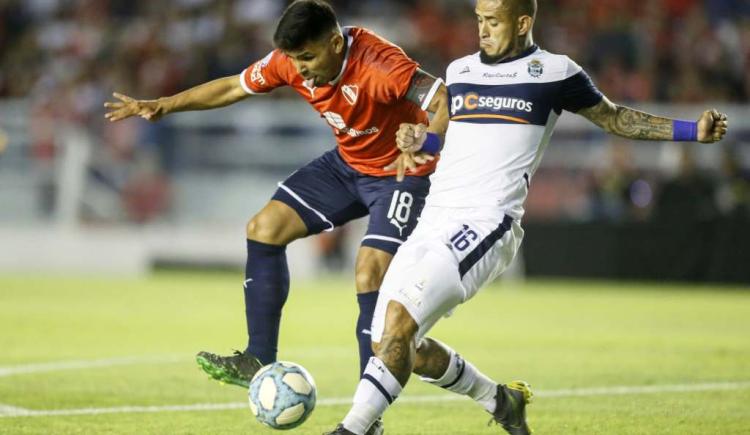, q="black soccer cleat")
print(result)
[366,418,384,435]
[195,350,262,388]
[324,424,356,435]
[490,381,533,435]
[323,418,384,435]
